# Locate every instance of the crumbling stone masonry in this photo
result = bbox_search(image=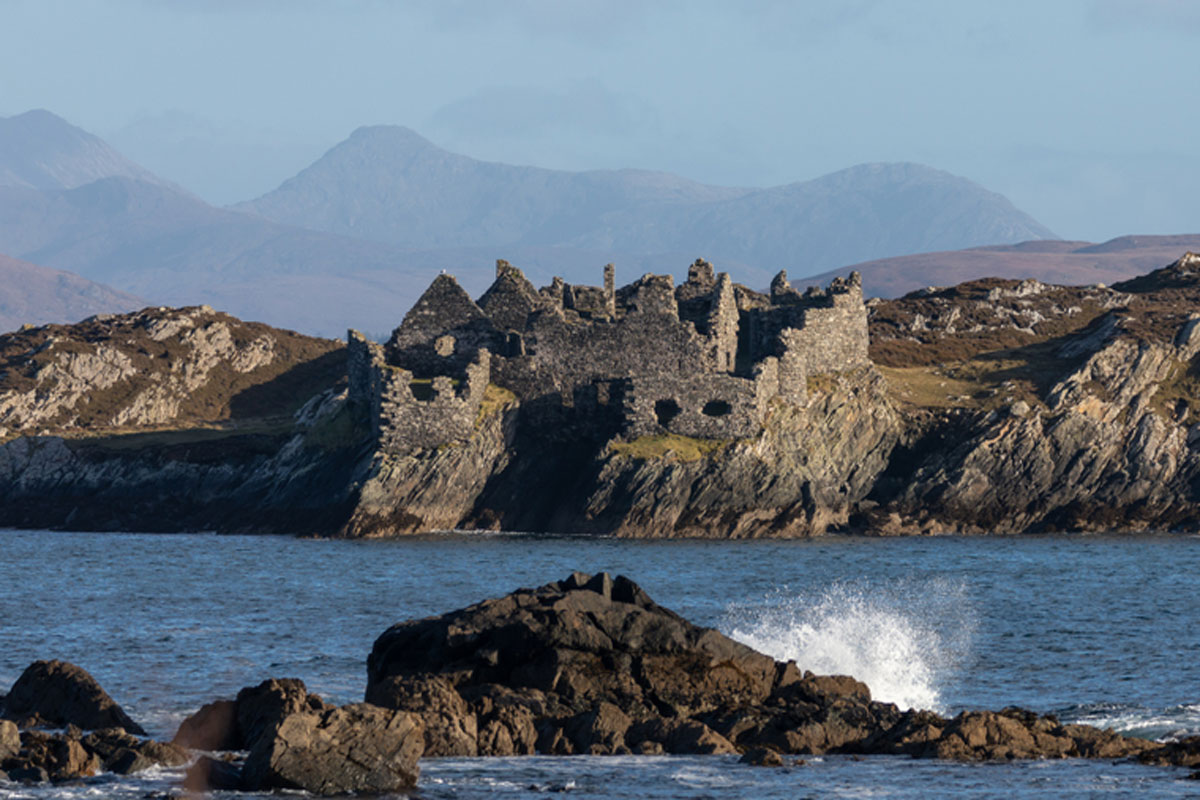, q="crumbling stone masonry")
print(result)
[348,259,869,453]
[348,331,490,452]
